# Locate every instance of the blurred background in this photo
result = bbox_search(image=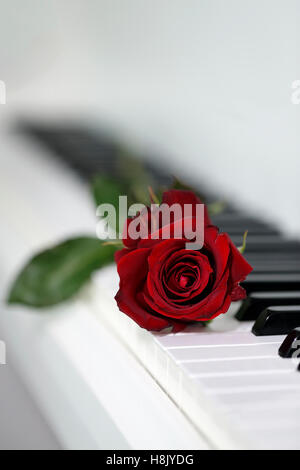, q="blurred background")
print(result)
[0,0,299,449]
